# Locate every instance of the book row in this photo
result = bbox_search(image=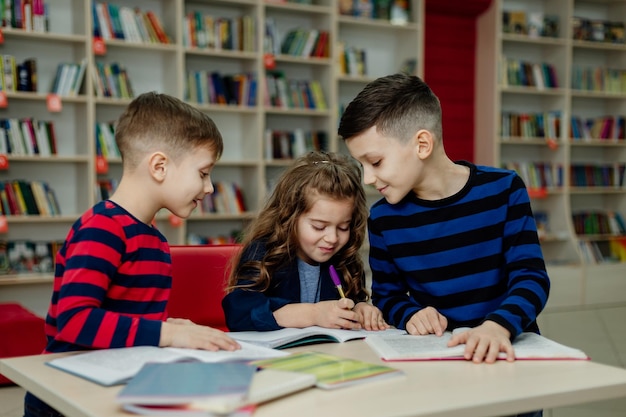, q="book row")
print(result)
[51,60,87,97]
[572,16,625,44]
[0,0,48,32]
[337,42,367,77]
[265,72,327,110]
[571,115,626,141]
[93,2,170,44]
[0,239,62,275]
[182,11,255,52]
[502,162,564,189]
[0,118,57,156]
[264,18,330,58]
[578,239,626,264]
[91,61,135,99]
[196,181,247,215]
[185,71,257,107]
[264,129,328,160]
[502,10,559,38]
[500,111,561,139]
[95,122,120,159]
[571,66,626,94]
[502,58,558,89]
[0,55,37,93]
[280,28,330,58]
[570,164,626,188]
[573,211,626,237]
[338,0,411,25]
[0,180,60,216]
